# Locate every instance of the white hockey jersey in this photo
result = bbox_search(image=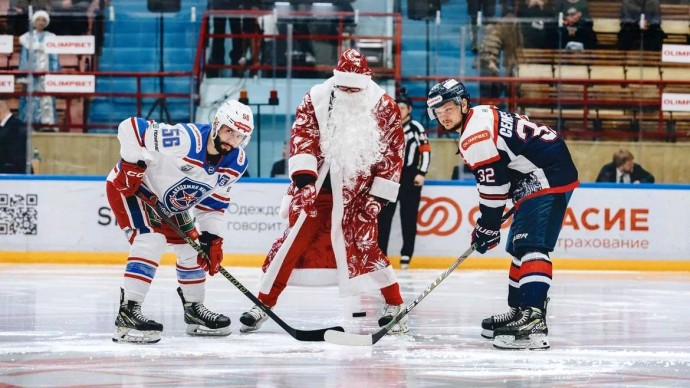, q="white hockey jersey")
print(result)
[107,117,248,235]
